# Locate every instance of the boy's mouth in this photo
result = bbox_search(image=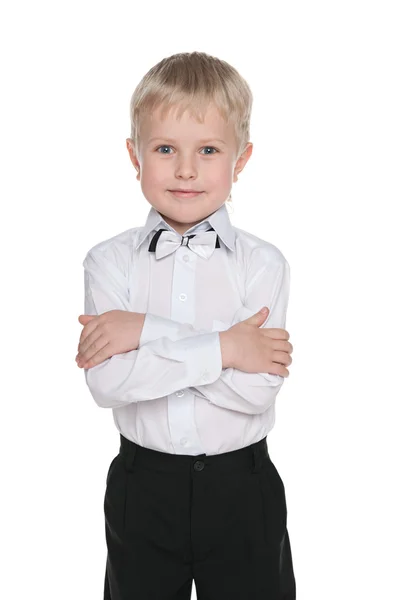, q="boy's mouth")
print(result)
[168,190,203,198]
